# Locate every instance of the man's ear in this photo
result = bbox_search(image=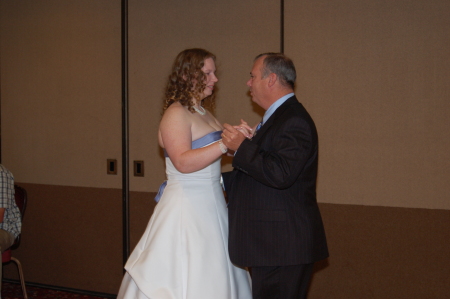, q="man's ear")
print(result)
[267,73,277,87]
